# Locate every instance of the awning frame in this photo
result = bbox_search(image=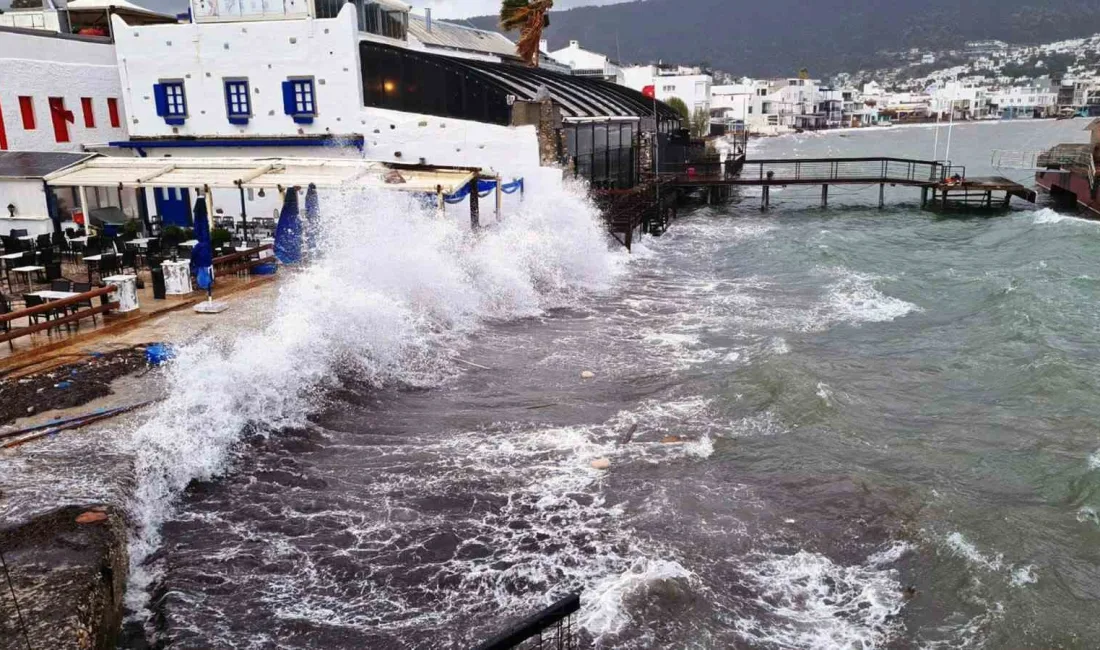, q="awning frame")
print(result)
[43,156,480,195]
